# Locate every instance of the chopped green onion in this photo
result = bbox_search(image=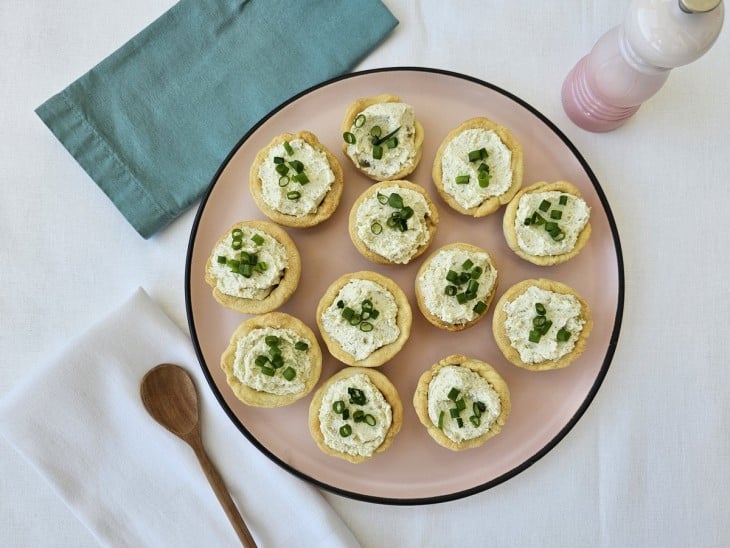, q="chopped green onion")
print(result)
[364,414,376,426]
[471,266,483,279]
[437,410,445,429]
[240,264,252,278]
[552,231,566,241]
[545,221,559,233]
[231,228,243,238]
[339,424,352,437]
[524,217,532,226]
[341,409,350,420]
[473,300,487,315]
[462,258,474,270]
[337,300,345,309]
[275,163,289,176]
[539,199,551,212]
[550,210,563,220]
[556,328,571,342]
[361,299,373,311]
[533,315,546,328]
[466,279,479,294]
[343,131,356,144]
[400,206,414,220]
[535,303,546,315]
[251,234,264,245]
[468,149,482,162]
[268,344,281,358]
[456,292,468,305]
[369,125,382,138]
[472,401,483,418]
[260,366,275,377]
[354,114,366,128]
[231,238,242,250]
[286,190,301,200]
[469,415,481,427]
[217,255,227,264]
[372,145,383,160]
[353,410,364,422]
[265,335,279,346]
[448,387,460,401]
[278,175,289,187]
[478,170,491,188]
[540,320,553,335]
[256,261,268,273]
[273,156,285,164]
[373,126,400,146]
[476,401,487,413]
[348,315,361,326]
[386,137,398,149]
[292,341,307,352]
[359,321,373,332]
[271,355,284,368]
[254,355,269,367]
[333,400,346,413]
[282,367,296,381]
[342,307,355,320]
[288,159,304,173]
[227,259,240,270]
[455,398,466,412]
[369,309,380,320]
[293,172,310,184]
[445,285,457,296]
[446,270,459,284]
[559,195,568,205]
[531,212,545,225]
[449,408,460,418]
[455,174,470,184]
[529,330,542,343]
[377,192,388,205]
[371,221,382,235]
[283,141,294,155]
[456,417,464,428]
